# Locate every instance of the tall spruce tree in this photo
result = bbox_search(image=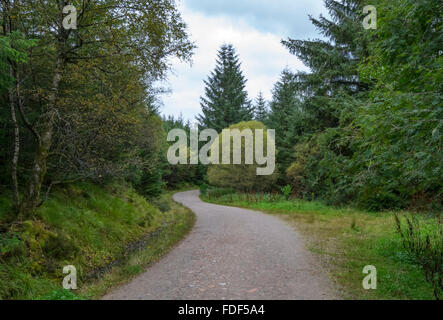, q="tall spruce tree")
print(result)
[254,91,269,123]
[268,69,301,178]
[197,44,253,131]
[281,0,371,131]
